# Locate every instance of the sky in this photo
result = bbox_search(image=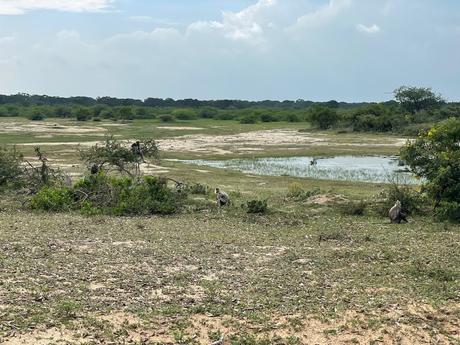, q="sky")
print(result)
[0,0,459,102]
